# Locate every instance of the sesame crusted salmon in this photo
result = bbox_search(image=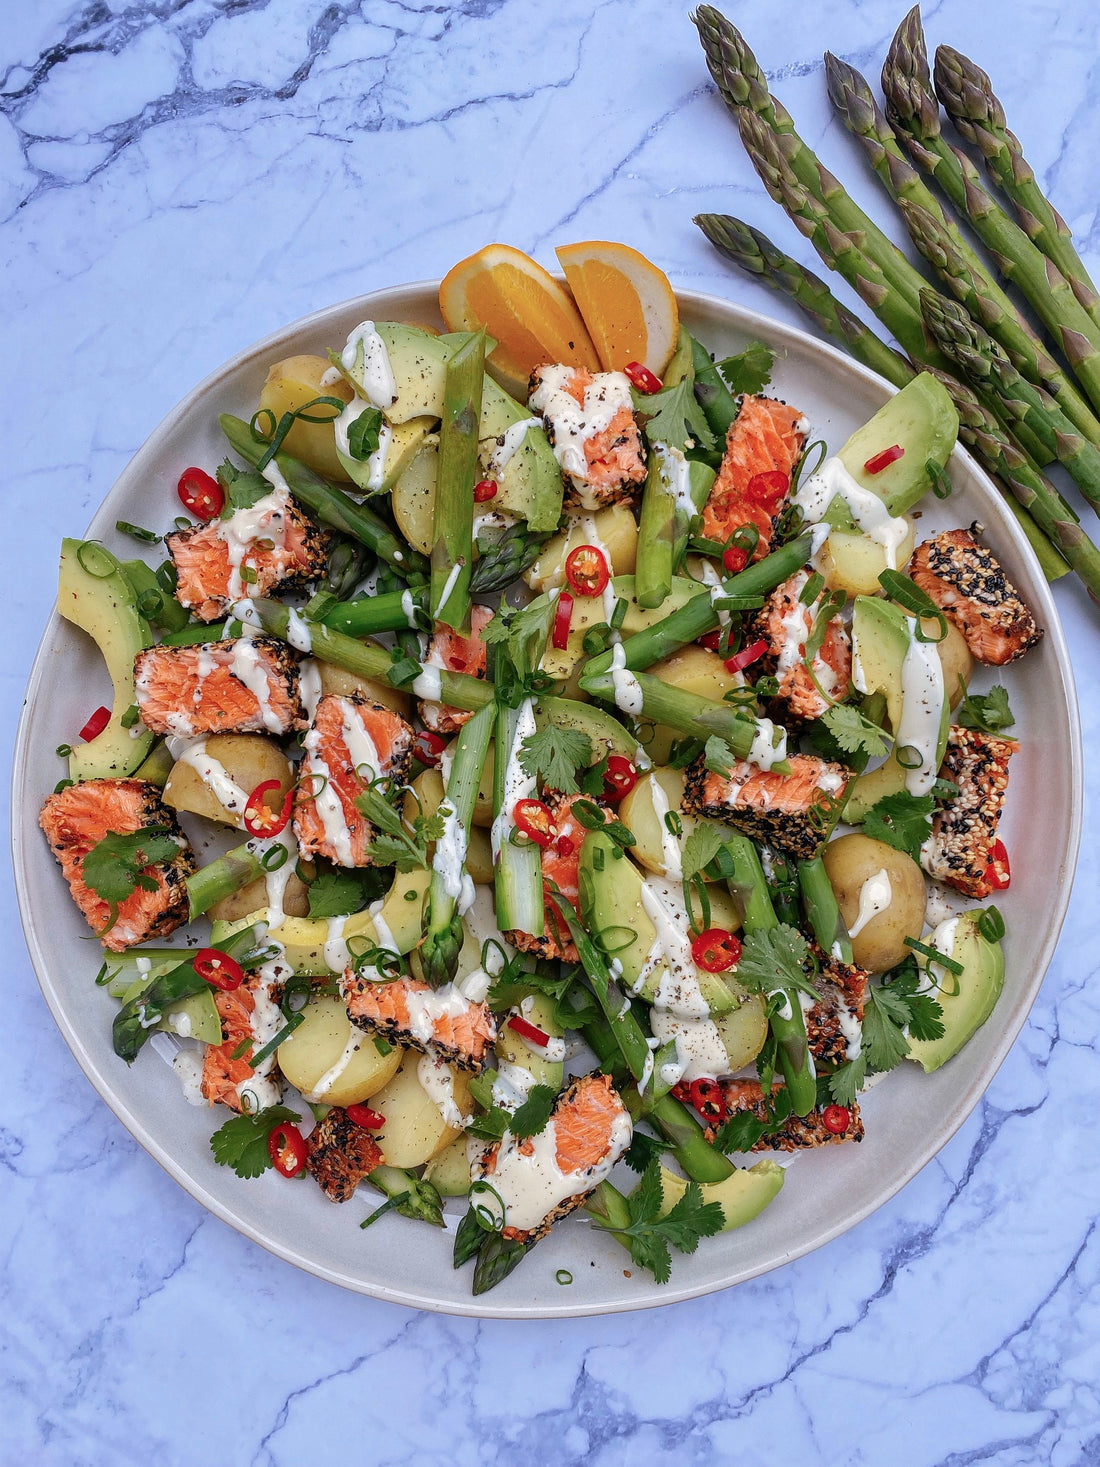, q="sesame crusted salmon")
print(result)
[293,692,414,866]
[505,793,610,963]
[200,970,284,1112]
[471,1072,632,1244]
[804,950,868,1069]
[710,1080,865,1150]
[909,525,1042,666]
[682,753,849,861]
[702,395,808,560]
[418,604,494,735]
[306,1106,384,1202]
[745,569,852,726]
[134,636,304,737]
[166,491,329,622]
[921,725,1017,898]
[342,973,495,1073]
[529,365,647,510]
[38,779,195,952]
